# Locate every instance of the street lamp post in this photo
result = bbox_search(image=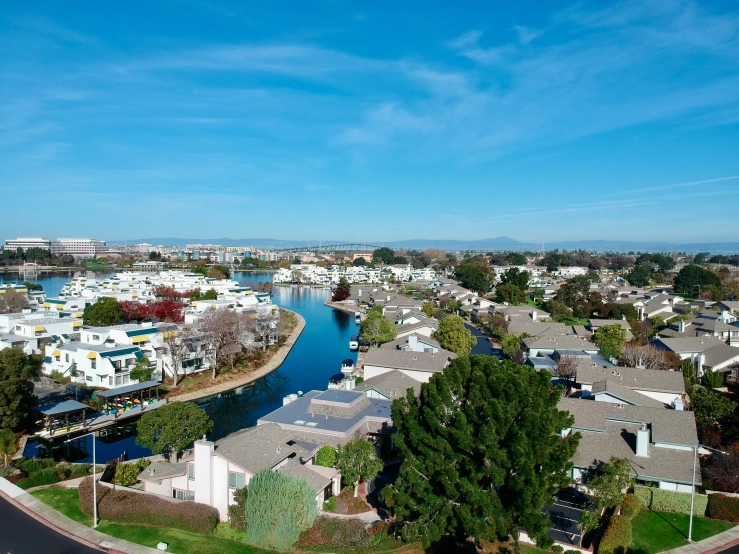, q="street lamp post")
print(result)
[689,444,728,542]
